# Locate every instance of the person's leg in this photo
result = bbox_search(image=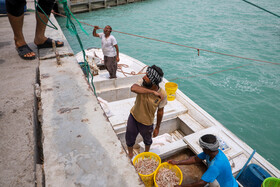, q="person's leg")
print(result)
[104,56,109,71]
[34,0,63,46]
[105,56,117,78]
[6,0,35,59]
[144,145,151,152]
[139,124,154,152]
[111,56,117,78]
[34,12,63,46]
[125,114,139,159]
[127,146,134,160]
